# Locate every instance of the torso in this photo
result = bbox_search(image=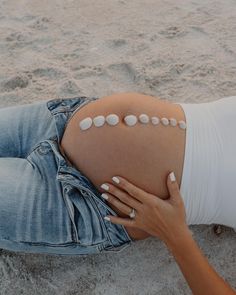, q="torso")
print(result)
[59,92,187,241]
